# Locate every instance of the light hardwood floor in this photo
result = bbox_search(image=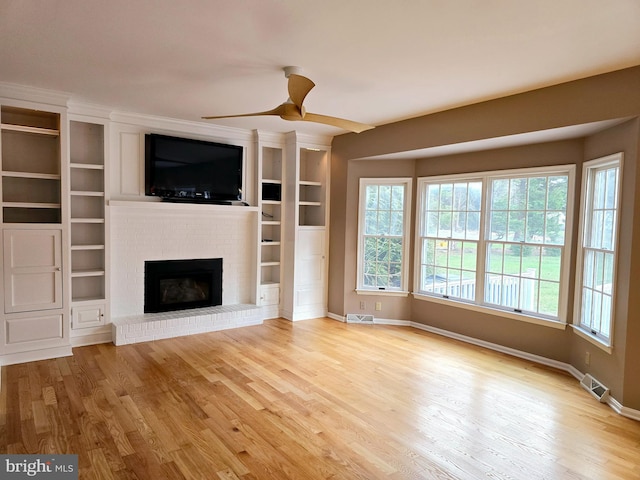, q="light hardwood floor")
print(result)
[1,318,639,479]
